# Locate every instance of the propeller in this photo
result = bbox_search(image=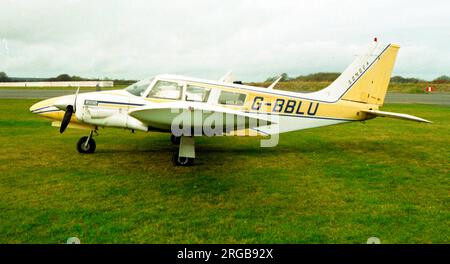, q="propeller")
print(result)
[60,86,80,134]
